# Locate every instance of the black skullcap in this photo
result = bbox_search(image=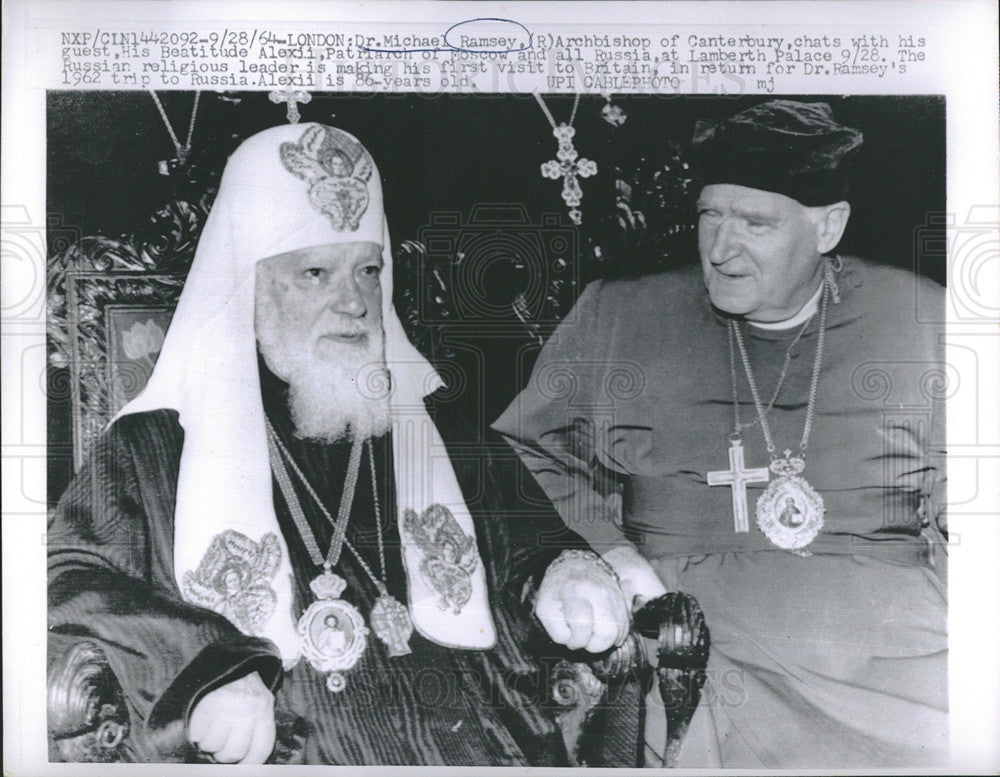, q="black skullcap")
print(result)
[690,100,864,206]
